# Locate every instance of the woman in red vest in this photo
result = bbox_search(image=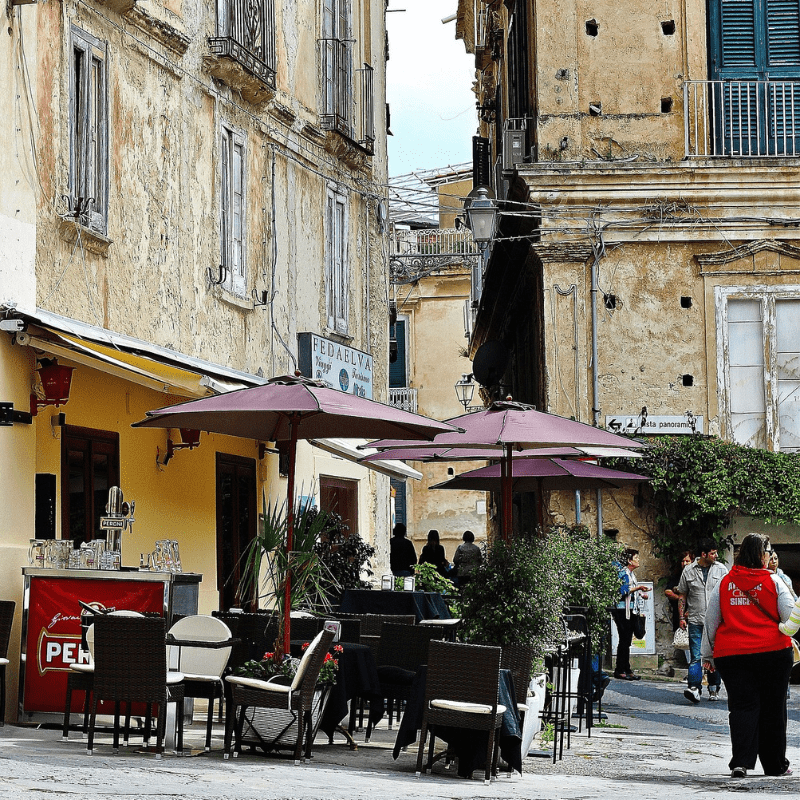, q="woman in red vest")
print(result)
[701,533,795,778]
